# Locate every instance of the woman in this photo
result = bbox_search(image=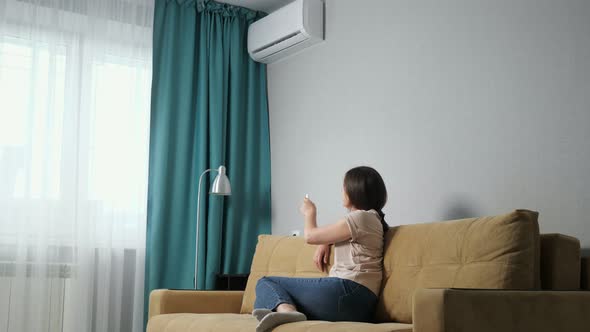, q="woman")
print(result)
[253,166,388,332]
